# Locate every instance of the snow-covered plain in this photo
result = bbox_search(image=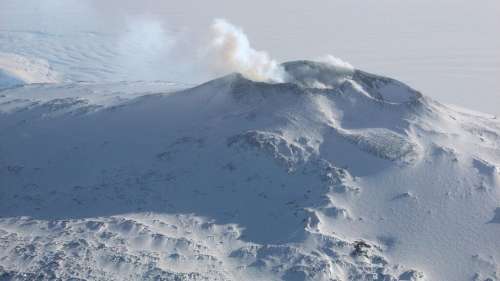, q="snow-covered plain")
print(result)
[1,2,500,281]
